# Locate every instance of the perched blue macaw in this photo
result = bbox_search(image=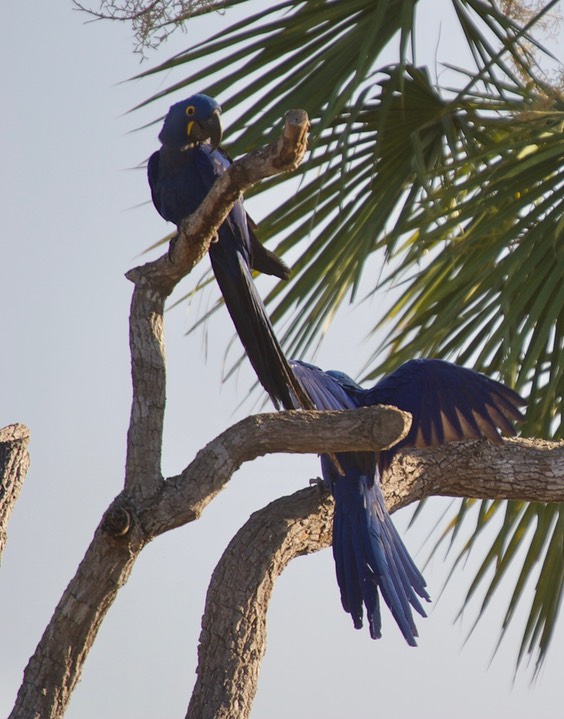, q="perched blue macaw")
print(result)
[148,94,308,409]
[291,358,525,645]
